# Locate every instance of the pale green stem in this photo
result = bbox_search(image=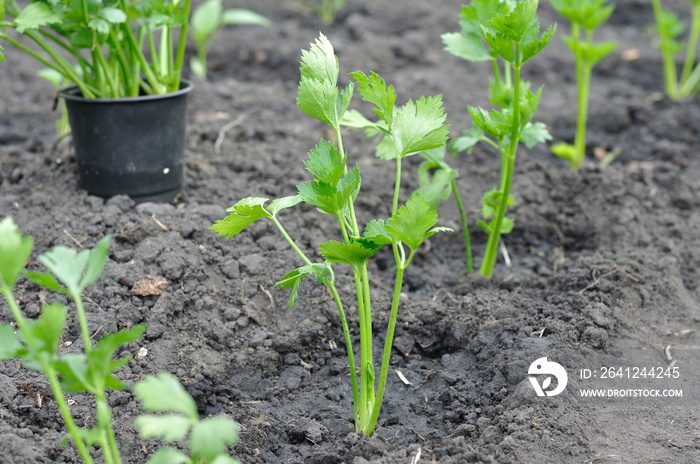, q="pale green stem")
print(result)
[481,51,521,278]
[680,3,700,88]
[172,0,192,91]
[364,248,412,436]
